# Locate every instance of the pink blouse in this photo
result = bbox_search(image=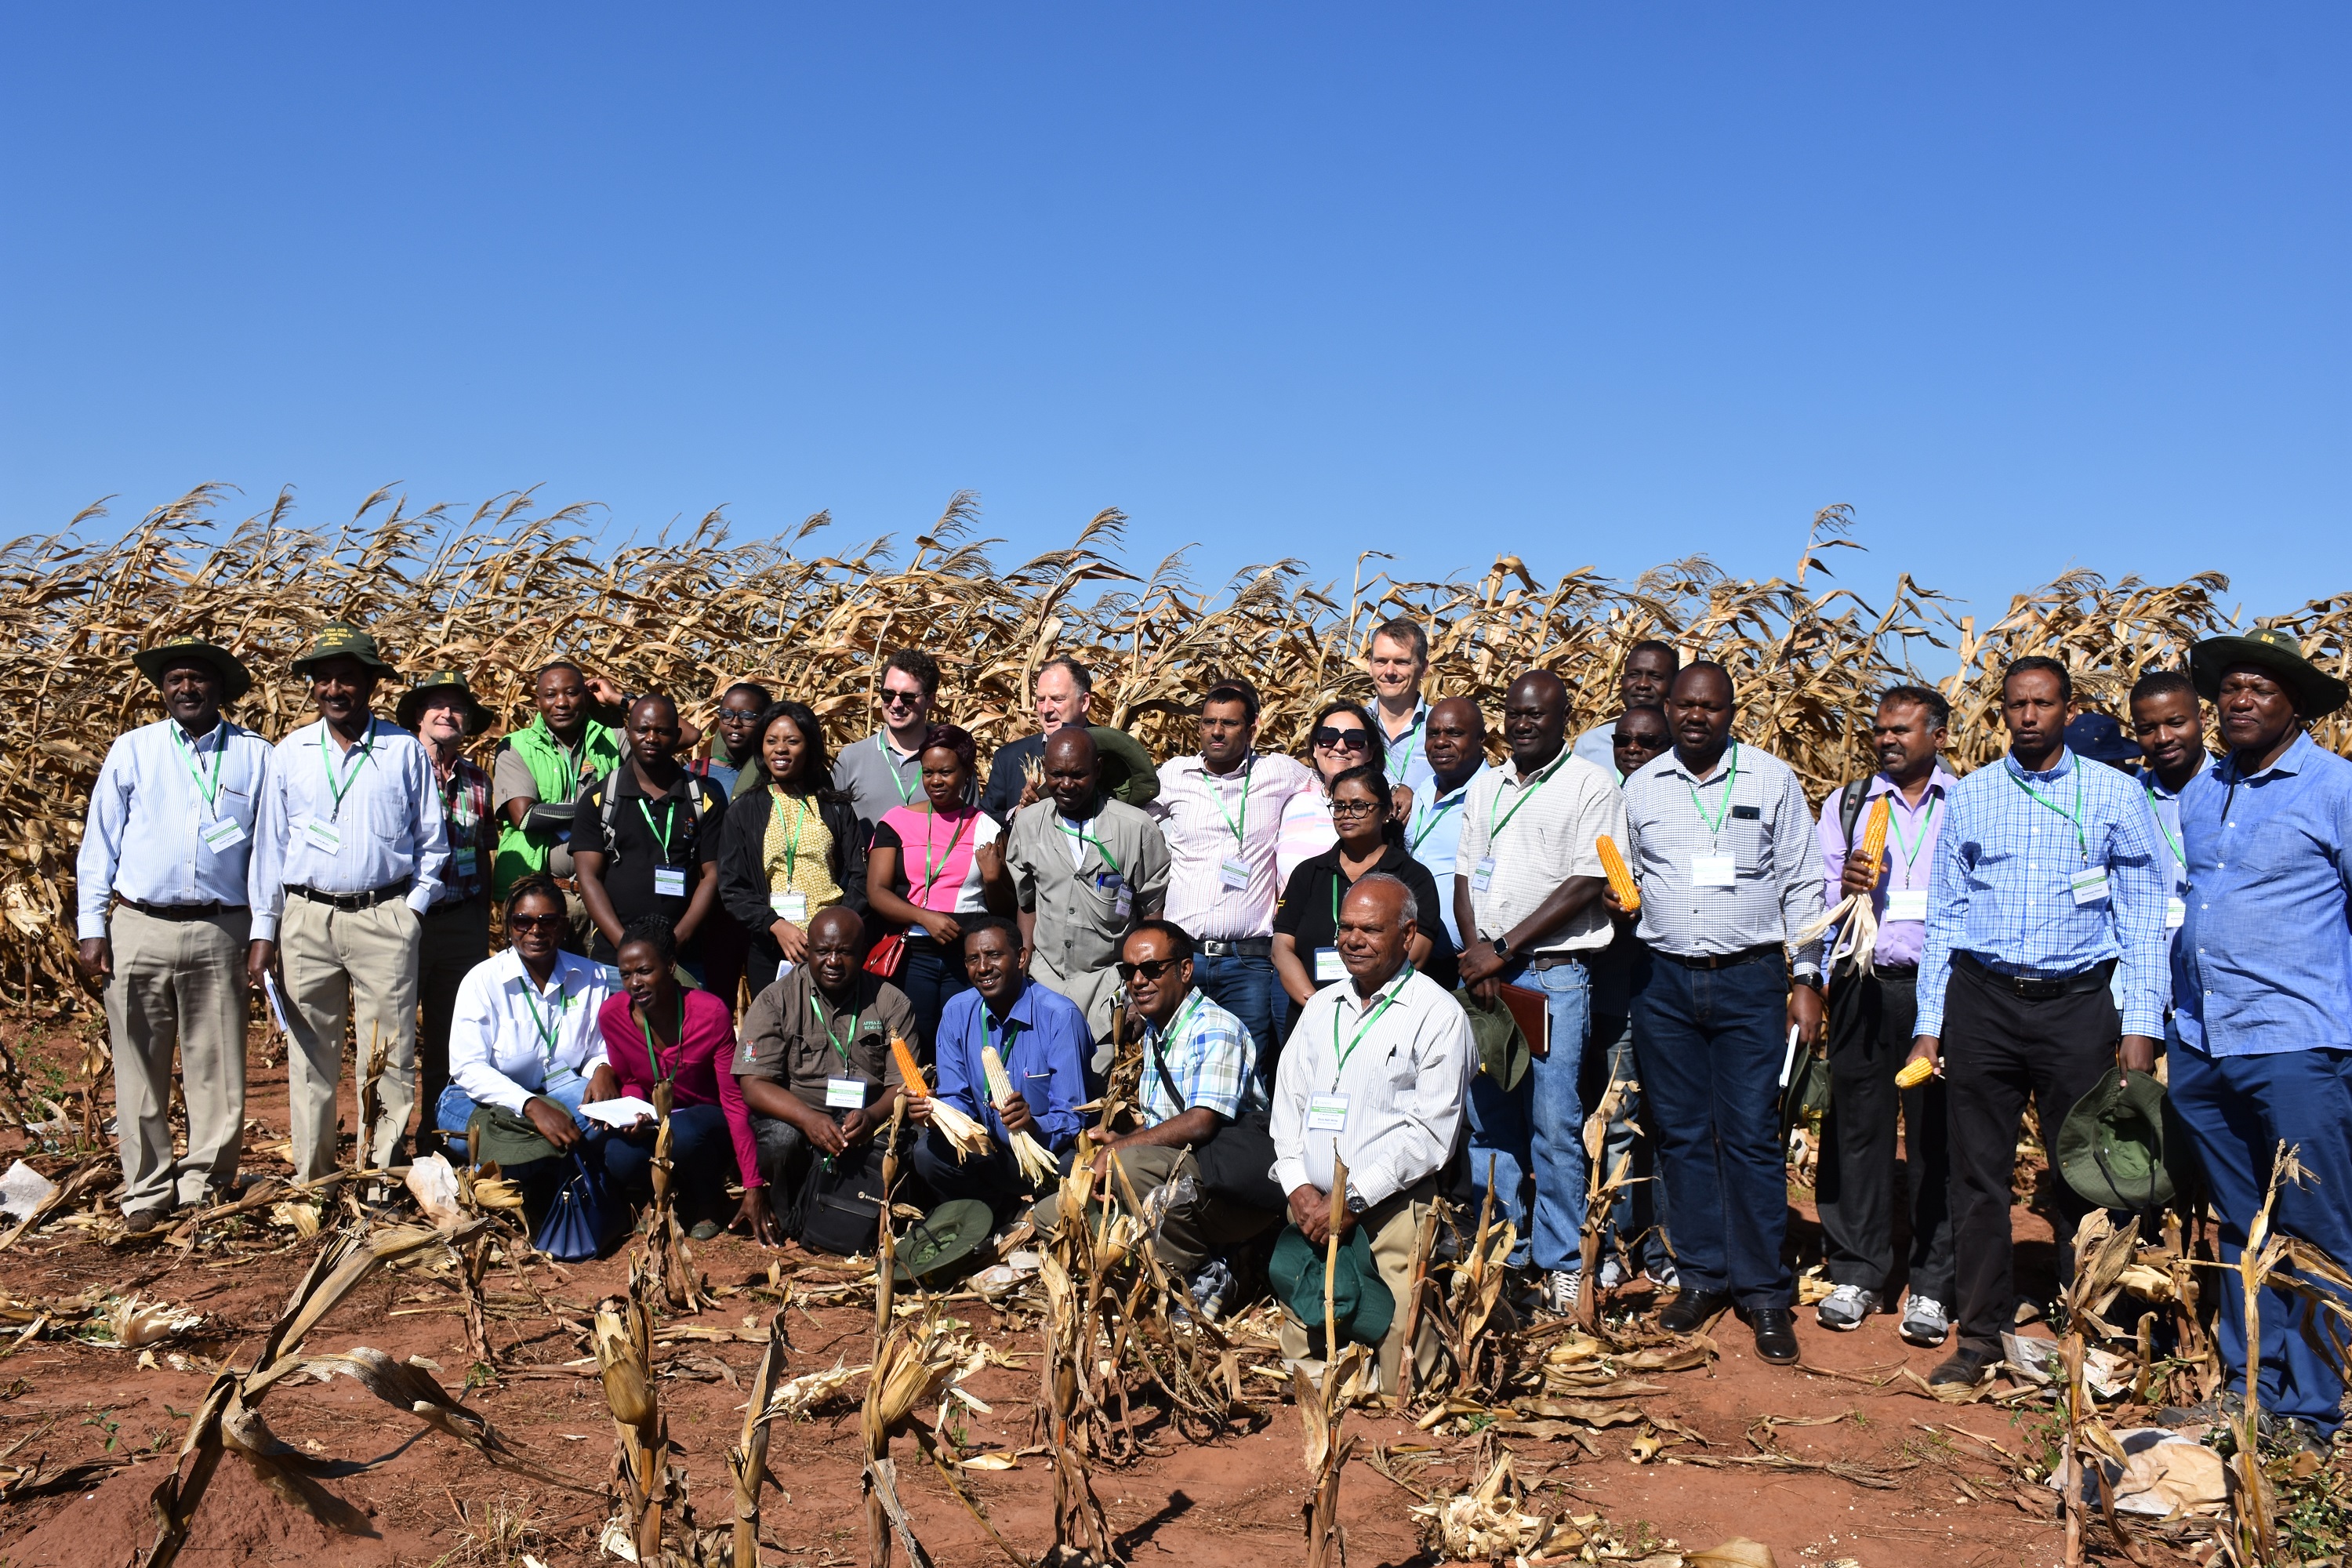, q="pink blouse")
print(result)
[595,987,762,1189]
